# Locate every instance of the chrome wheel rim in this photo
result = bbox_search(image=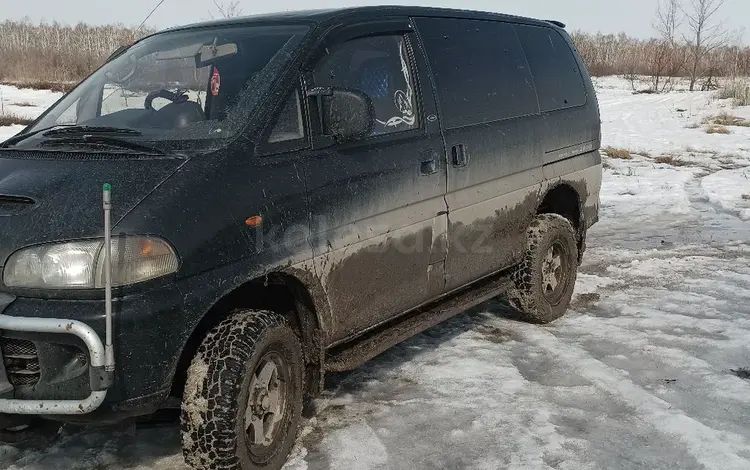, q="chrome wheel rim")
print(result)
[542,241,568,303]
[244,352,287,449]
